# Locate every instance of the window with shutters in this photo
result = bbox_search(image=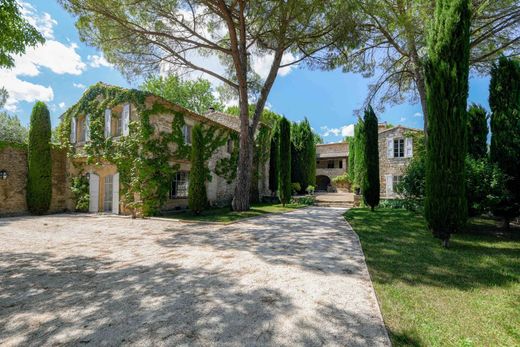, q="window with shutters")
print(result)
[104,175,113,212]
[77,116,86,142]
[111,113,122,137]
[170,172,189,199]
[392,175,403,192]
[394,138,405,158]
[183,125,192,144]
